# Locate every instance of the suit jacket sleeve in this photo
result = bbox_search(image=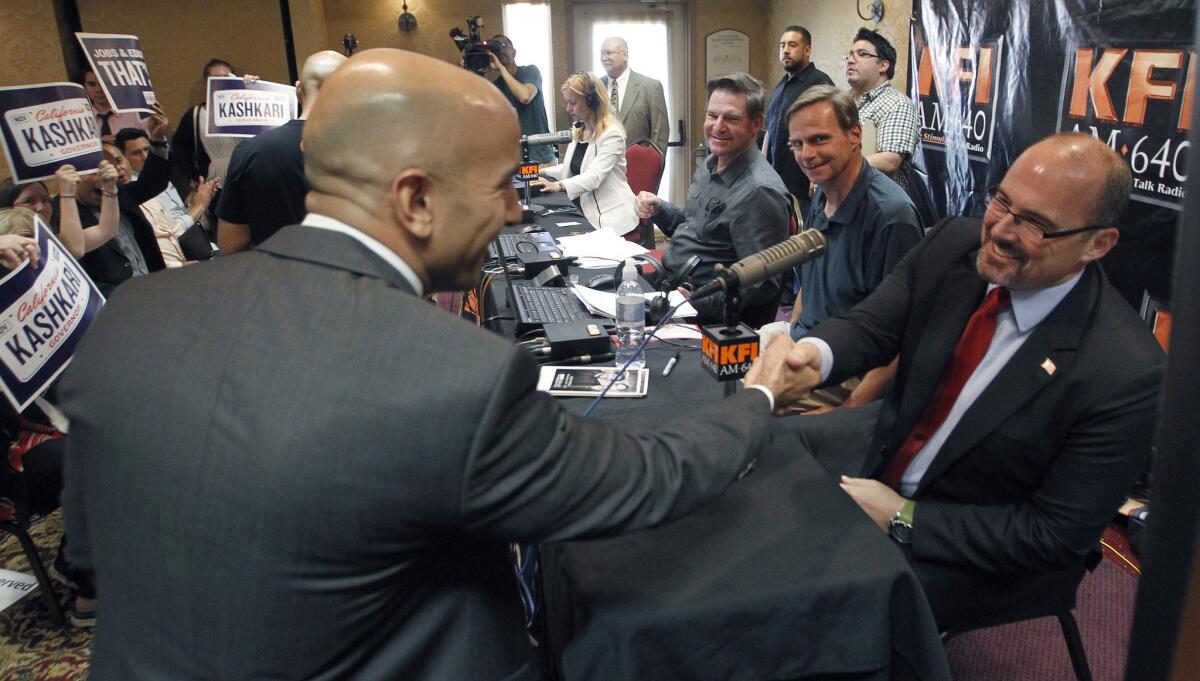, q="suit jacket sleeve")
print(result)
[560,128,626,200]
[648,77,670,155]
[126,150,172,204]
[808,222,931,385]
[458,348,771,542]
[911,361,1162,573]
